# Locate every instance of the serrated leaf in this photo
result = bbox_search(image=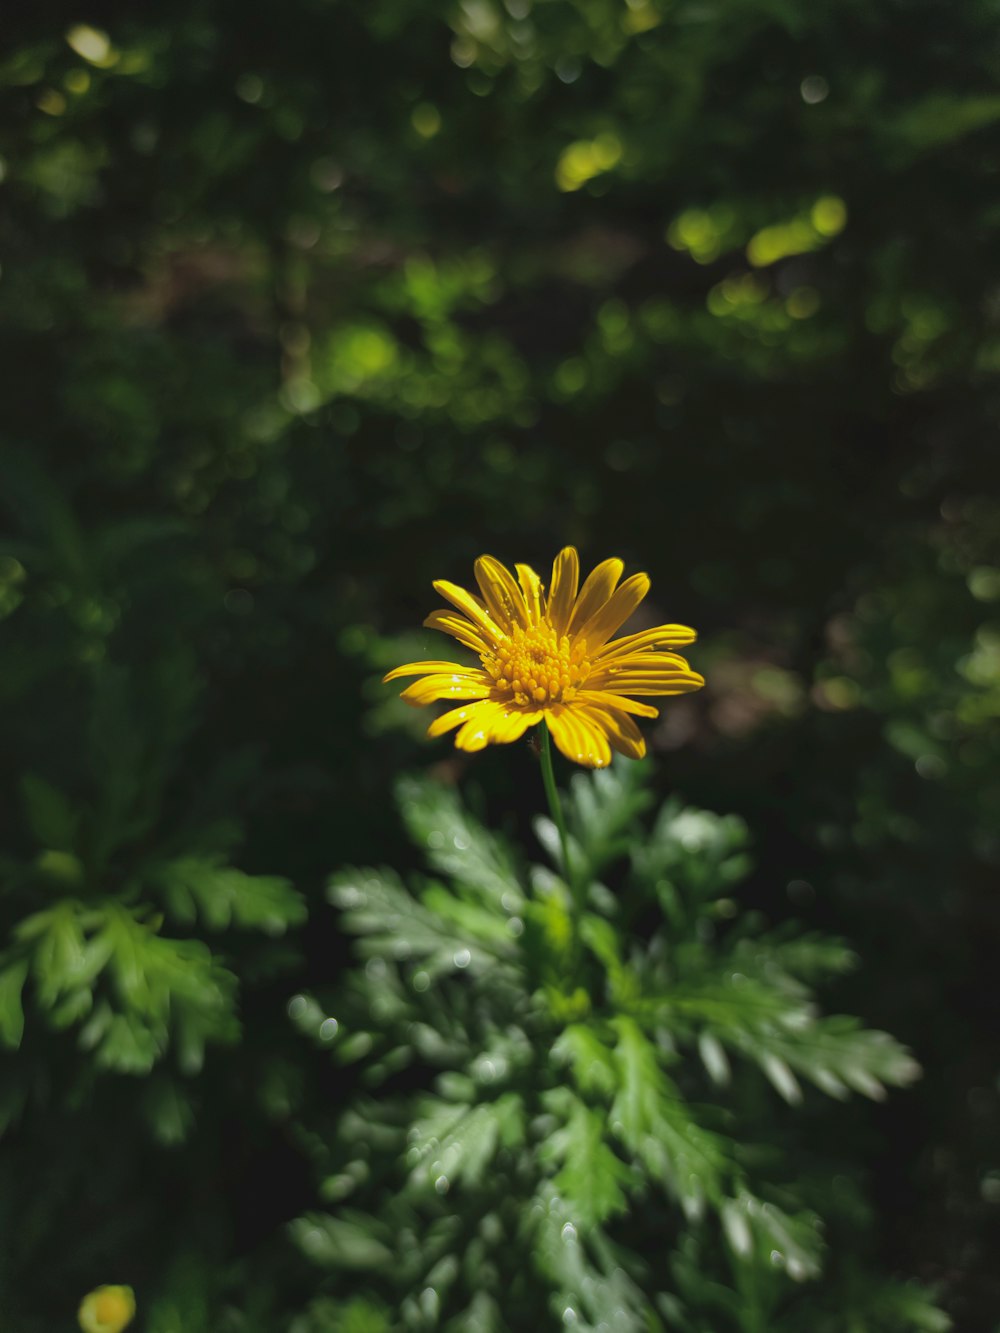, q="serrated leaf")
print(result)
[330,867,510,977]
[397,775,523,908]
[157,856,305,934]
[531,1185,648,1332]
[292,1212,395,1270]
[746,930,858,987]
[334,863,517,970]
[551,1024,618,1098]
[542,1093,632,1227]
[407,1092,525,1191]
[610,1017,729,1217]
[633,800,752,913]
[16,900,238,1073]
[580,914,637,1005]
[565,760,654,875]
[725,1189,823,1280]
[524,887,573,970]
[92,1010,163,1074]
[729,1014,920,1102]
[646,966,918,1104]
[421,882,516,950]
[17,901,111,1007]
